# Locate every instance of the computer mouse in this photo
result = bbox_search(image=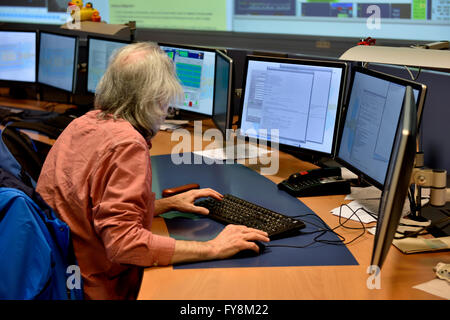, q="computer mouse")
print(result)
[234,241,266,258]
